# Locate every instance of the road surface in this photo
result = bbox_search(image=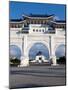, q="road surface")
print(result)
[9,65,66,89]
